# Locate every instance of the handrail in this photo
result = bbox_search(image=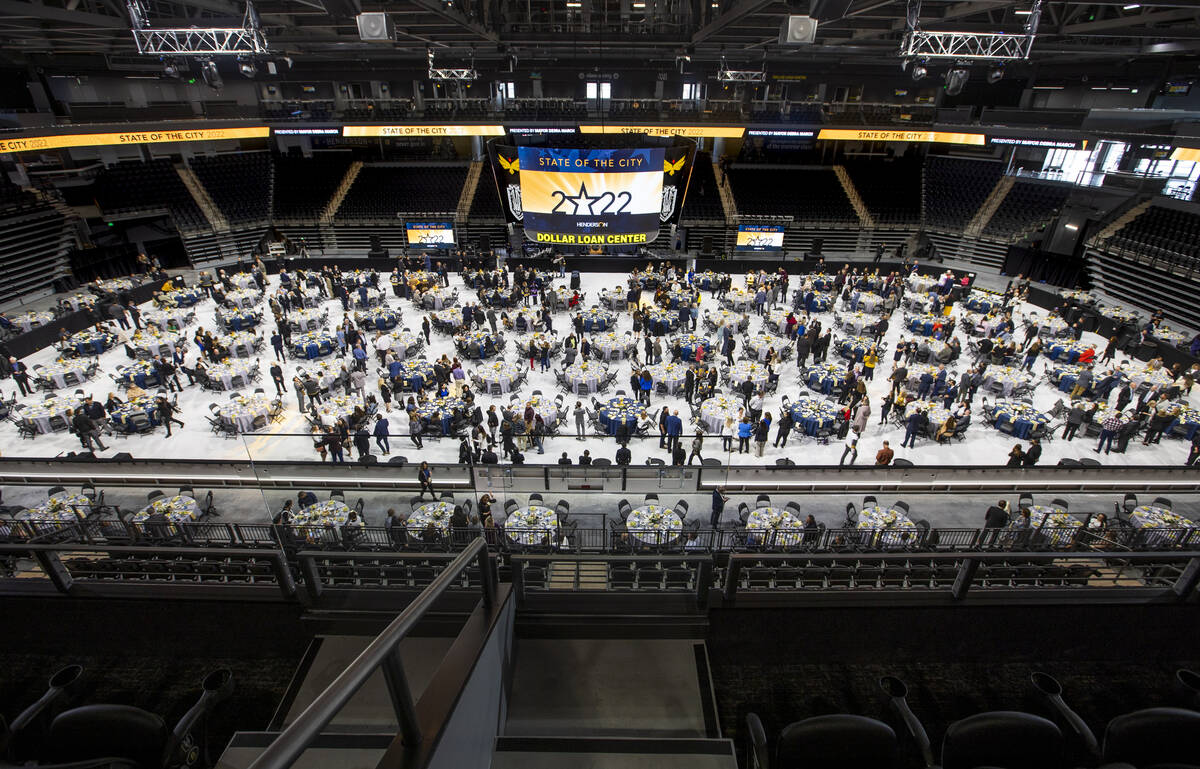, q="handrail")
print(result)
[246,537,493,769]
